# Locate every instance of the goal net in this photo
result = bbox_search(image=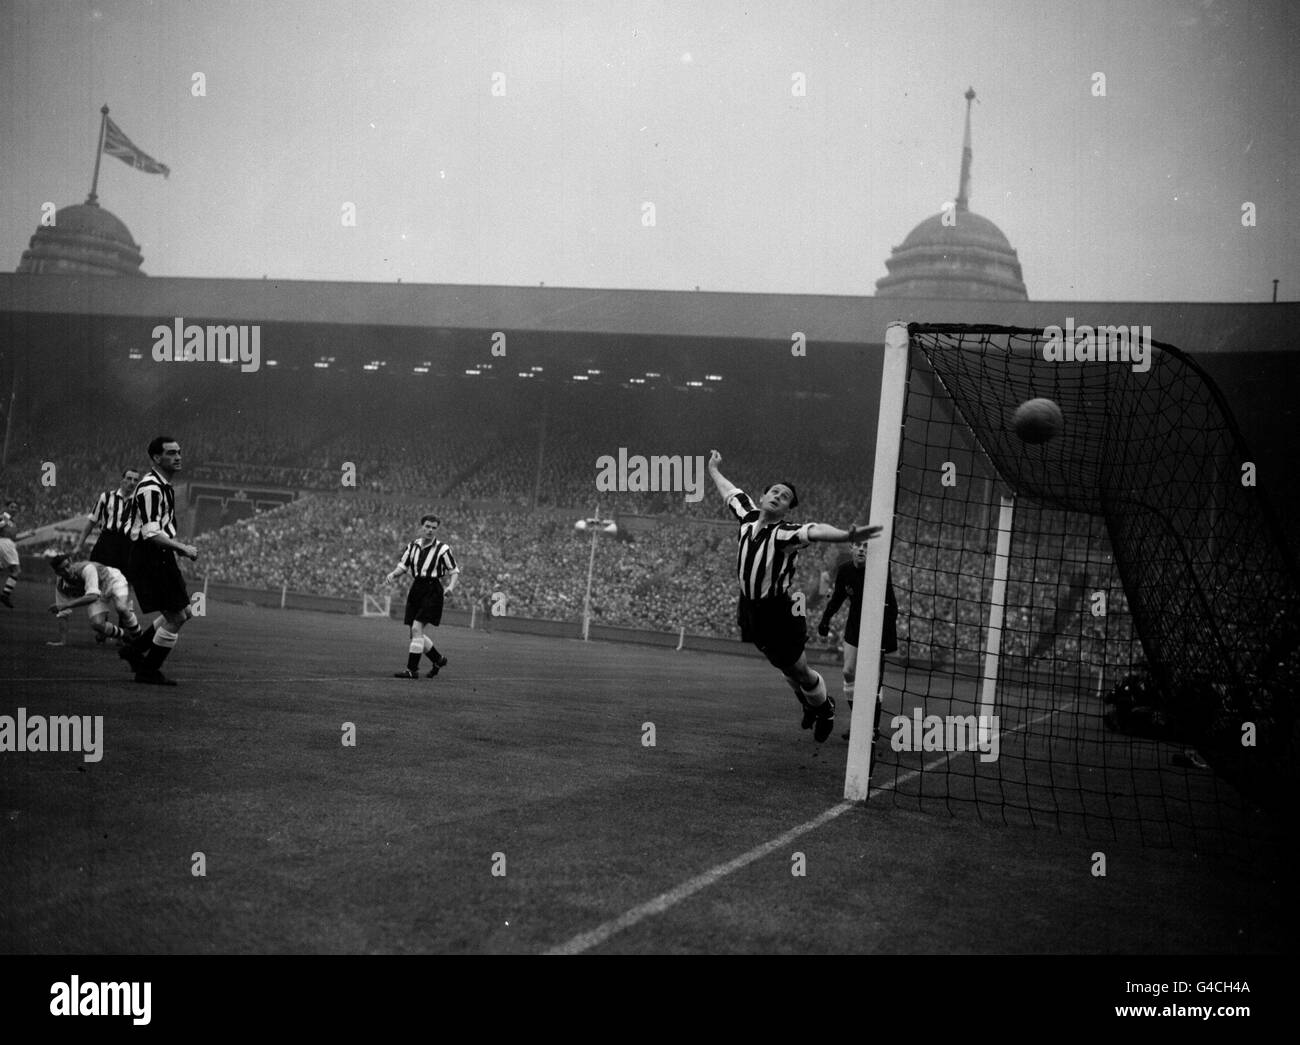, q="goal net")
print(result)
[846,322,1298,854]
